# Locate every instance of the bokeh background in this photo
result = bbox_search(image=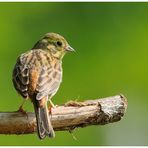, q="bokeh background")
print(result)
[0,2,148,146]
